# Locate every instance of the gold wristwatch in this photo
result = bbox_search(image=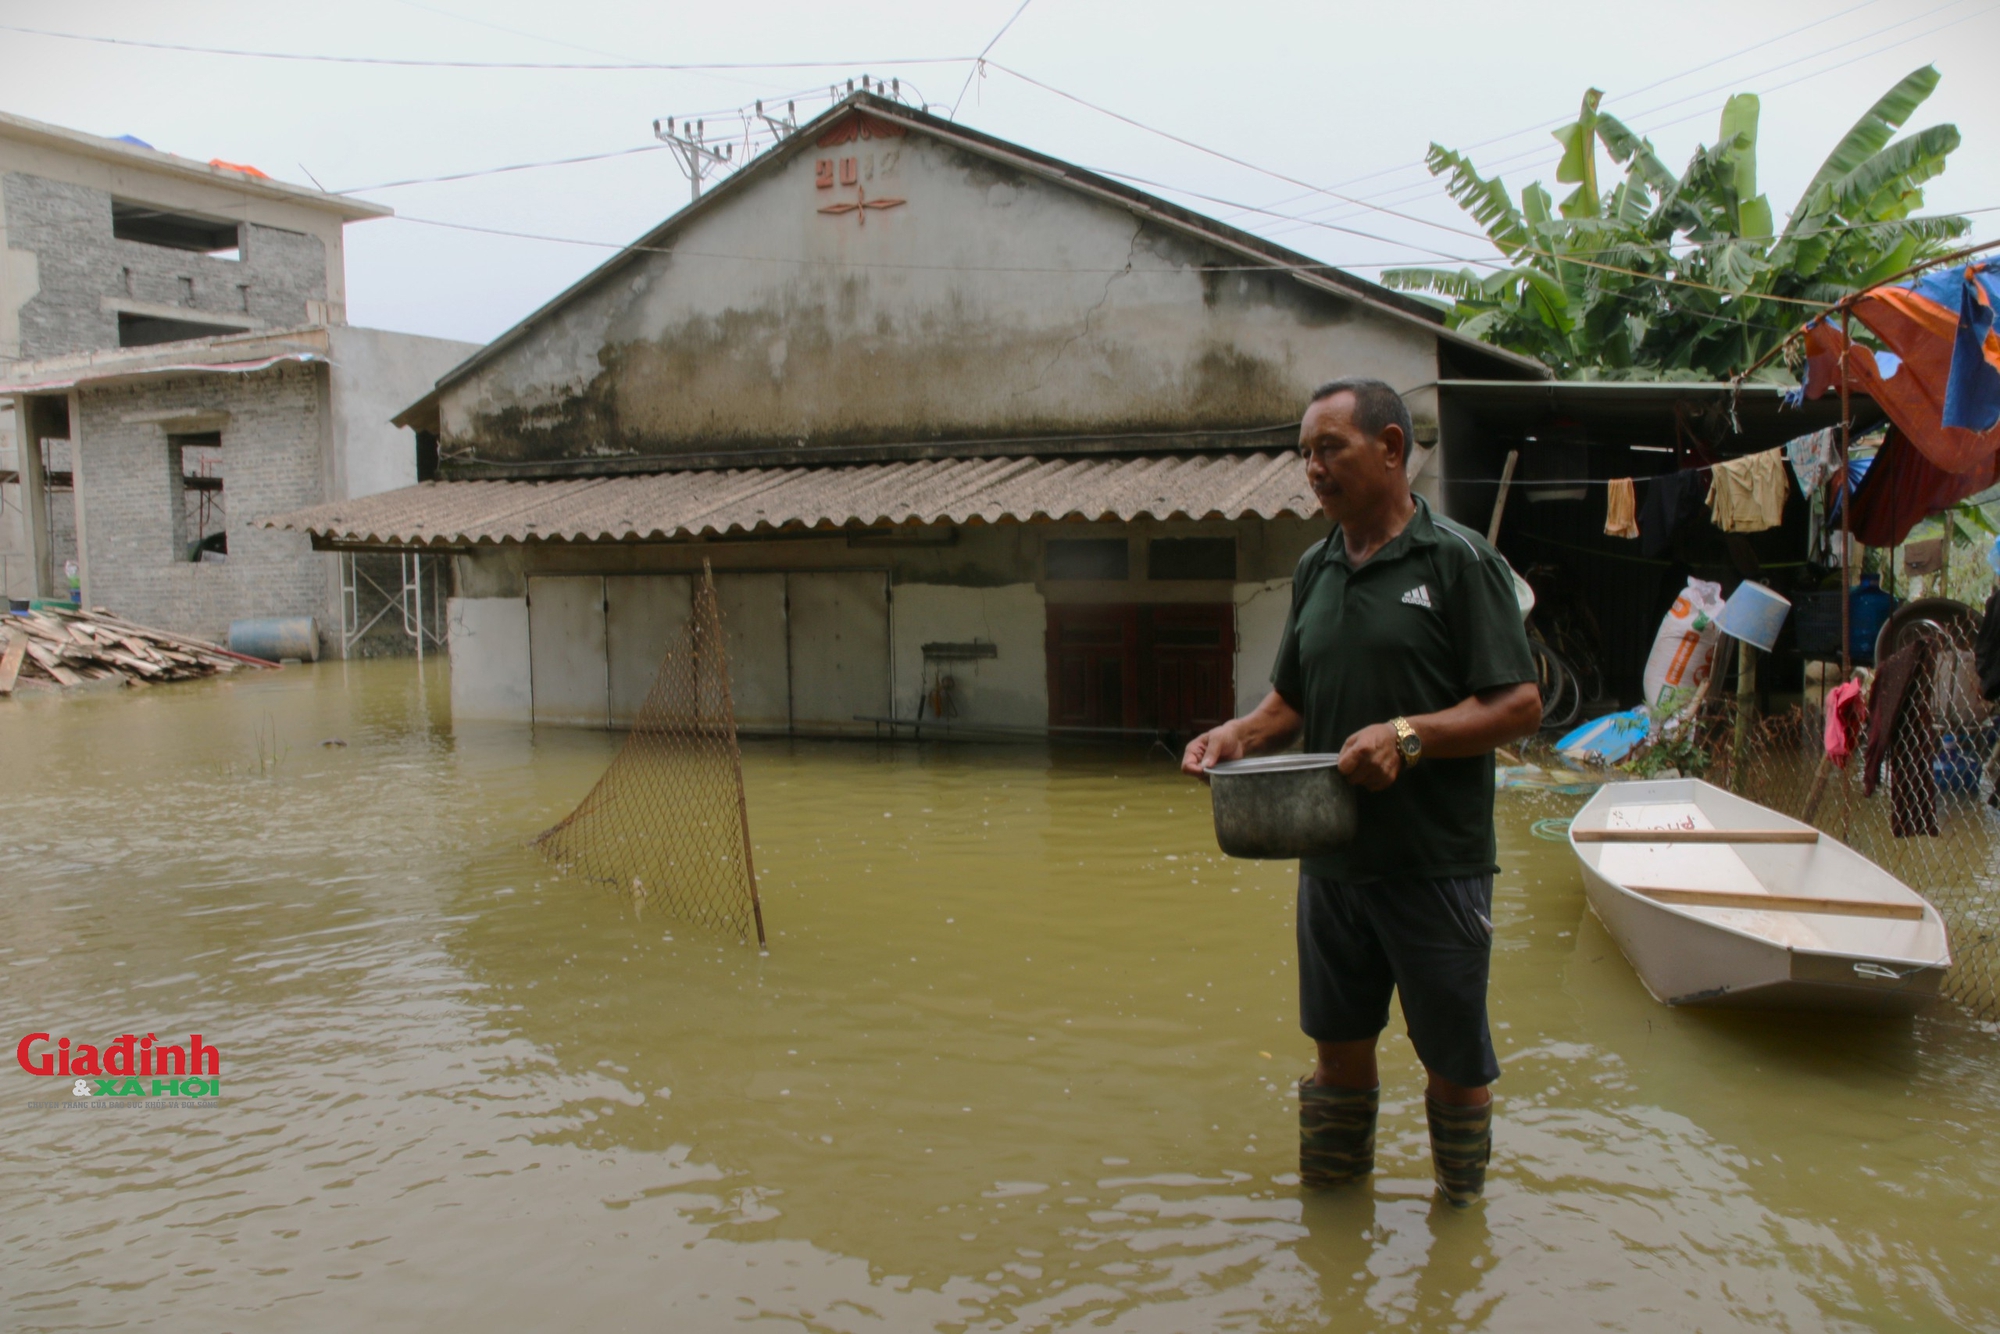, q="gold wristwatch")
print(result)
[1390,716,1422,767]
